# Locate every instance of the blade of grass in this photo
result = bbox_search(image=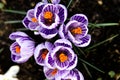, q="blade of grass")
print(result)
[85,34,119,51]
[82,63,92,78]
[17,28,29,31]
[4,20,22,24]
[79,58,105,73]
[2,9,26,15]
[0,48,4,53]
[67,0,73,8]
[88,23,119,28]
